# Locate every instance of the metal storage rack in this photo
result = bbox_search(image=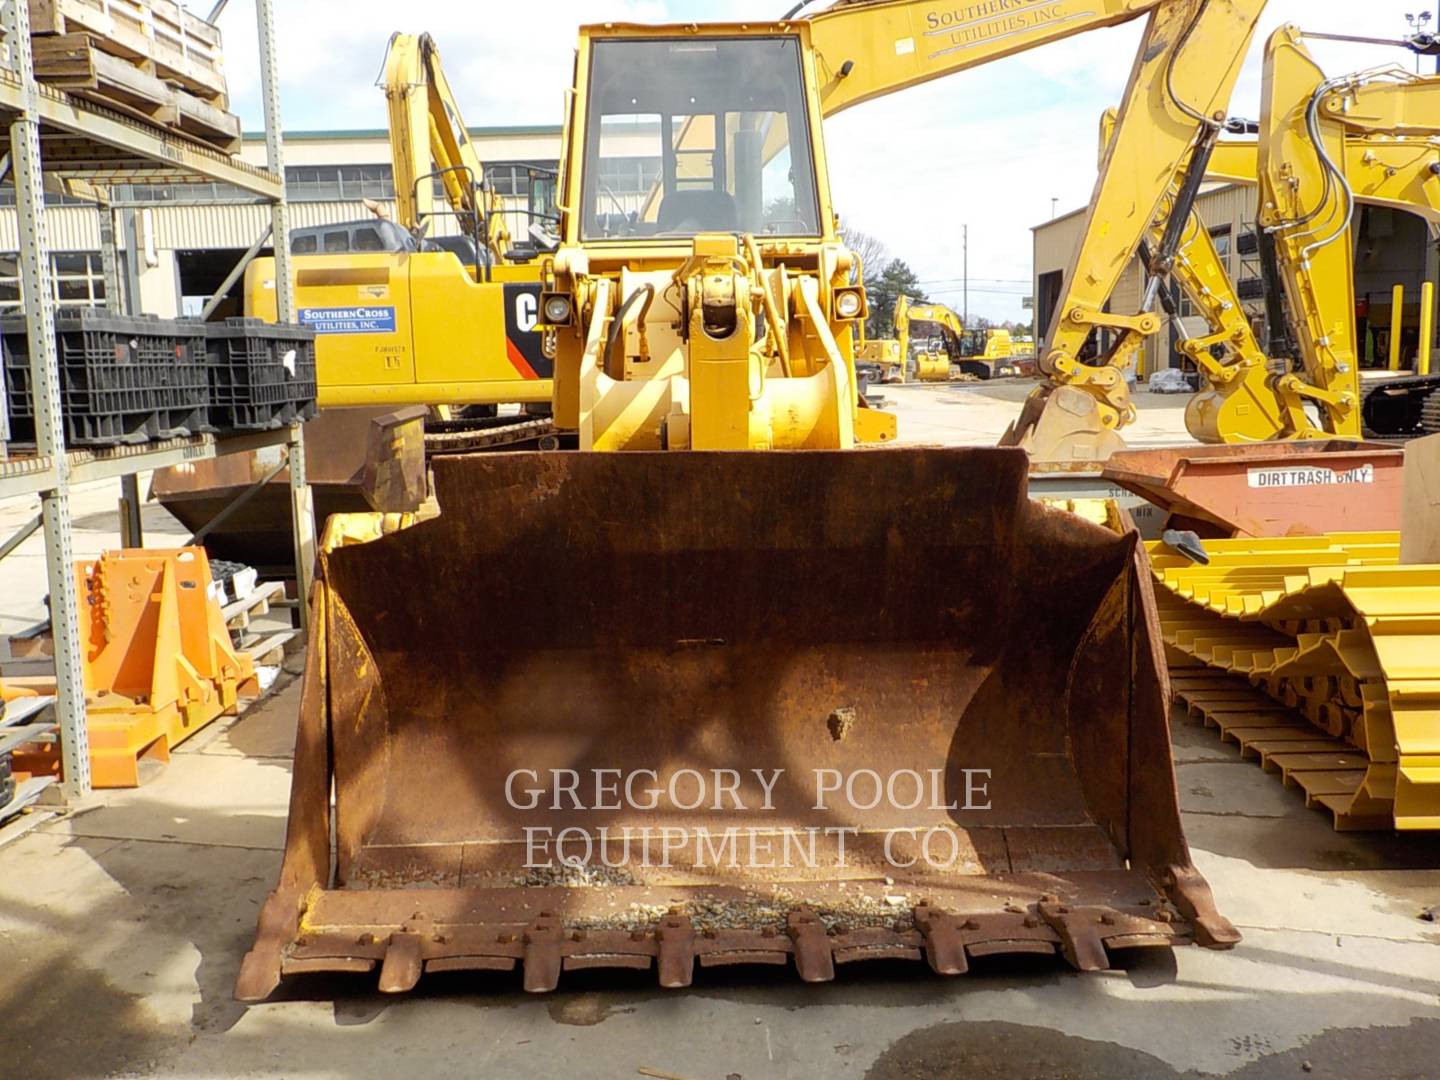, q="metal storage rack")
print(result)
[0,0,313,803]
